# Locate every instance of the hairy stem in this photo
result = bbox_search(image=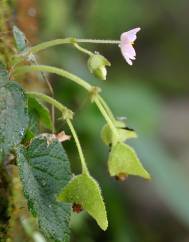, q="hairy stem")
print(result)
[16,65,119,142]
[30,38,74,54]
[73,43,93,56]
[77,39,120,44]
[15,65,91,91]
[23,38,120,56]
[27,91,88,175]
[66,119,89,175]
[97,95,115,123]
[27,91,72,118]
[94,98,118,144]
